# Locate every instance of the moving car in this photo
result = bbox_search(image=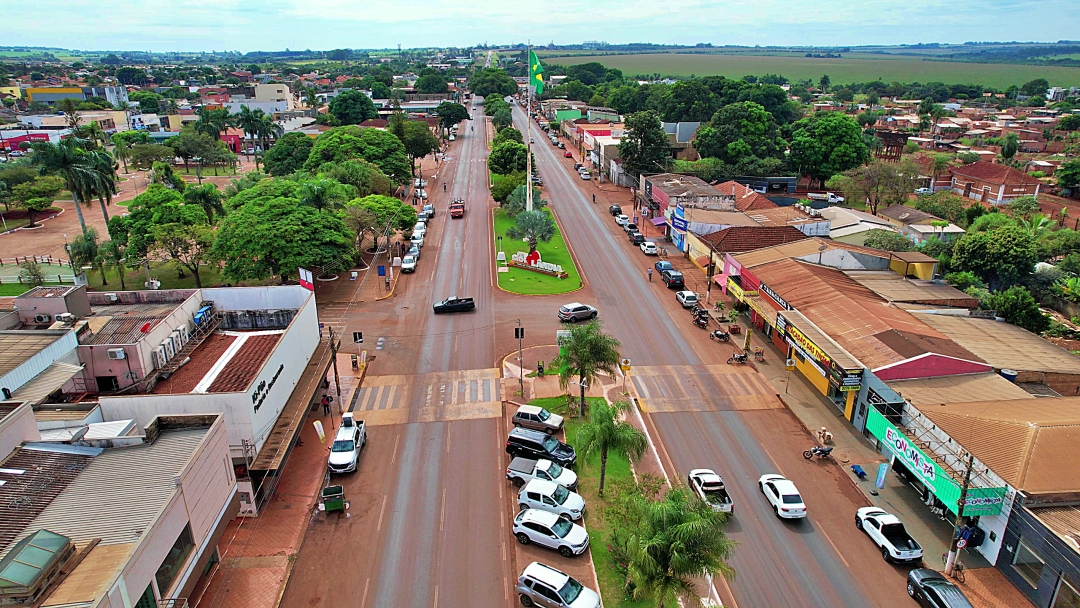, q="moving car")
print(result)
[558,303,598,323]
[513,509,590,557]
[327,413,366,473]
[518,479,586,520]
[758,474,807,519]
[640,241,659,255]
[608,205,622,216]
[564,151,573,158]
[432,296,475,313]
[614,214,629,226]
[512,404,565,434]
[506,427,576,468]
[449,198,465,218]
[907,569,973,608]
[688,469,733,513]
[661,269,685,289]
[507,457,578,490]
[515,562,600,608]
[654,260,674,273]
[675,291,699,308]
[856,507,924,563]
[400,254,418,273]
